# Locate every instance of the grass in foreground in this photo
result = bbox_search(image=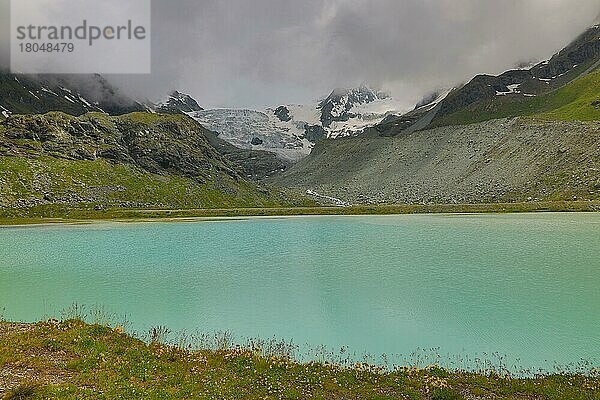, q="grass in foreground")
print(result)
[0,320,597,400]
[0,200,598,226]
